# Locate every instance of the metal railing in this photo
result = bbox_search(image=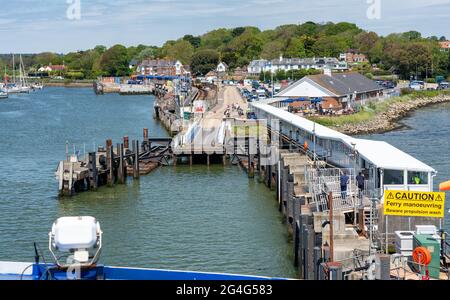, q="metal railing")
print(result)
[306,167,364,212]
